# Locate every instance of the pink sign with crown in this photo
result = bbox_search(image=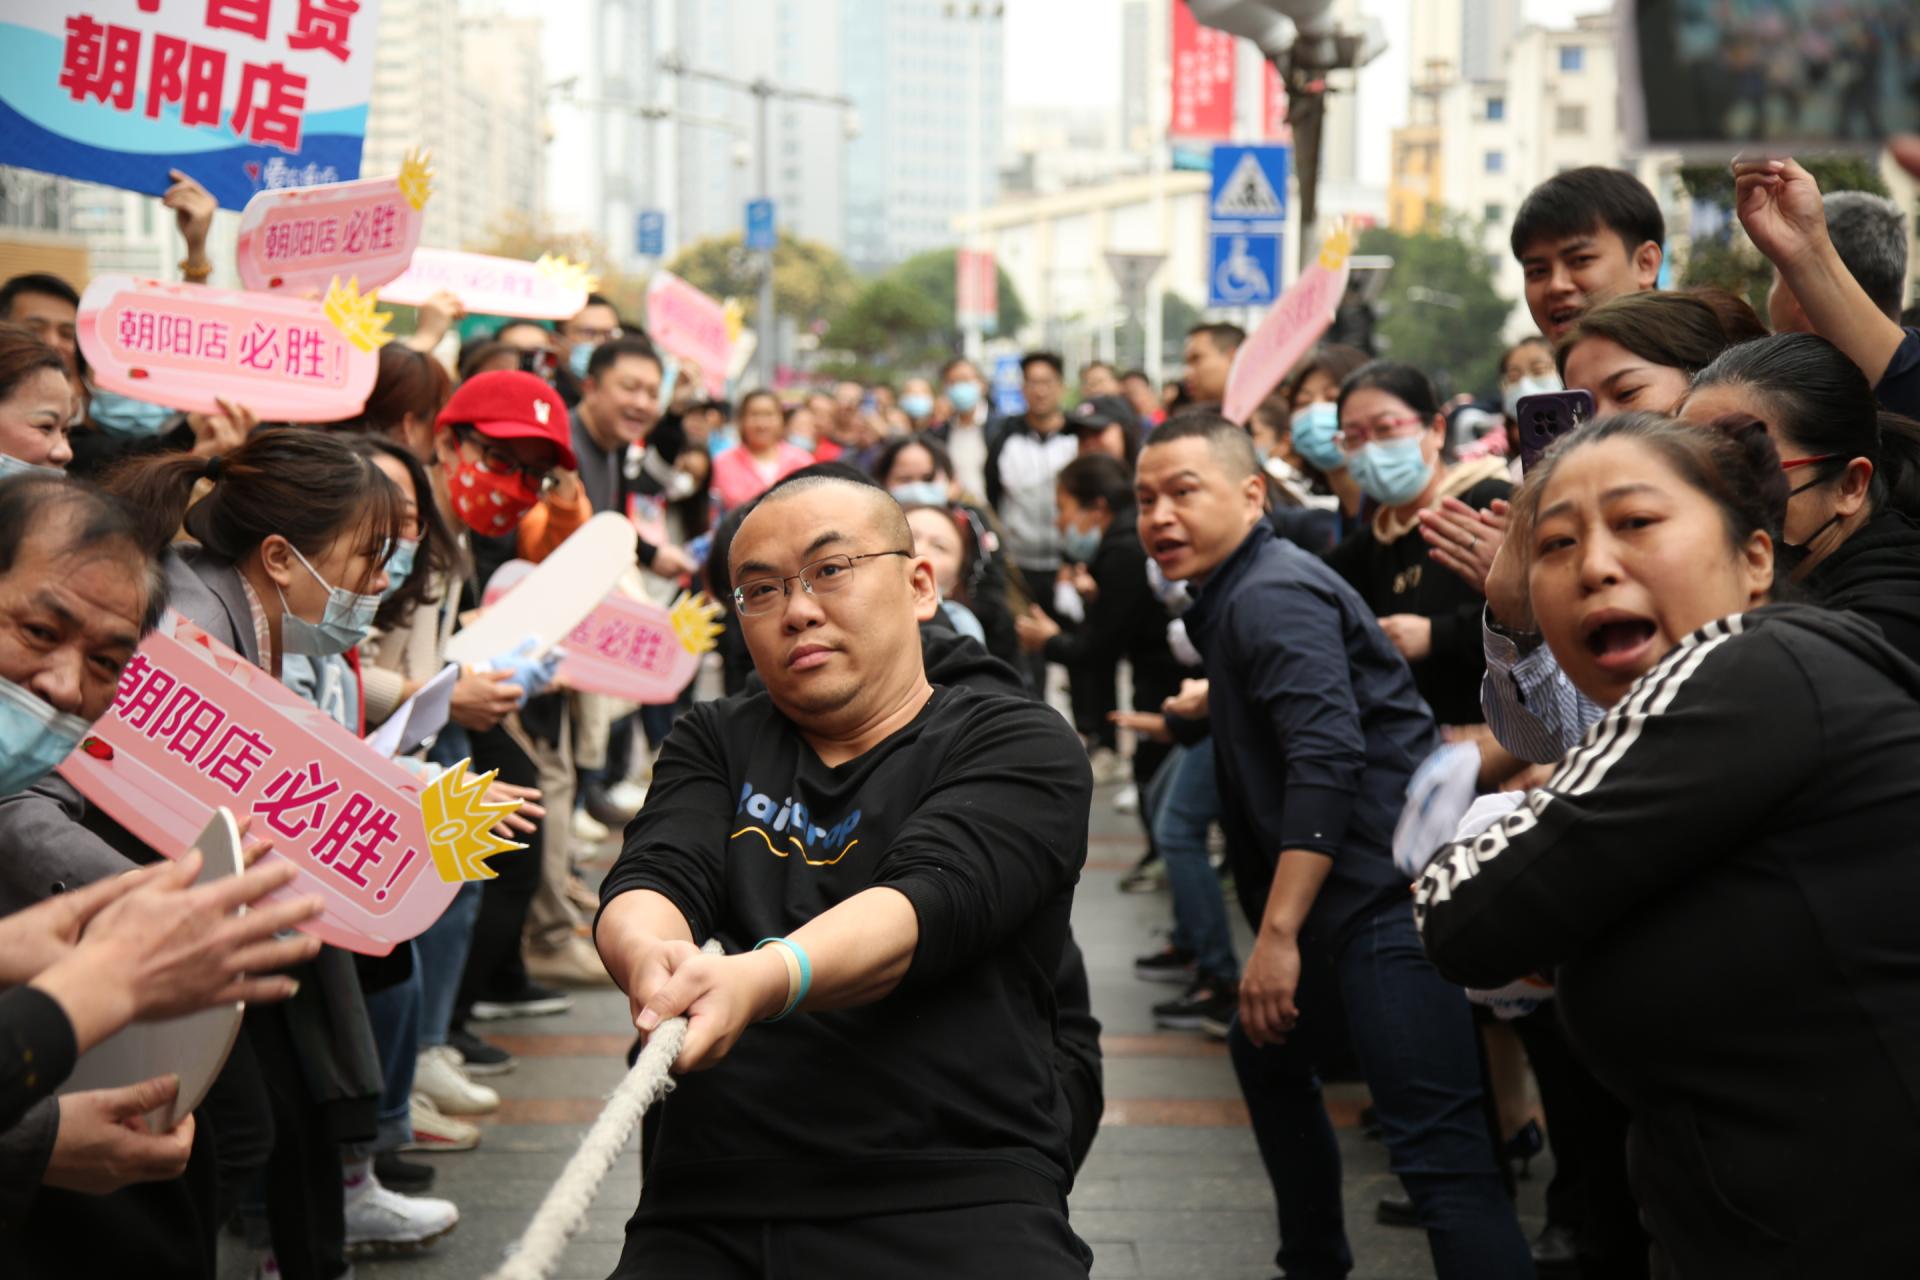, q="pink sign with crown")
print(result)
[1221,223,1355,427]
[235,150,434,296]
[76,274,387,420]
[57,613,522,957]
[379,248,595,320]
